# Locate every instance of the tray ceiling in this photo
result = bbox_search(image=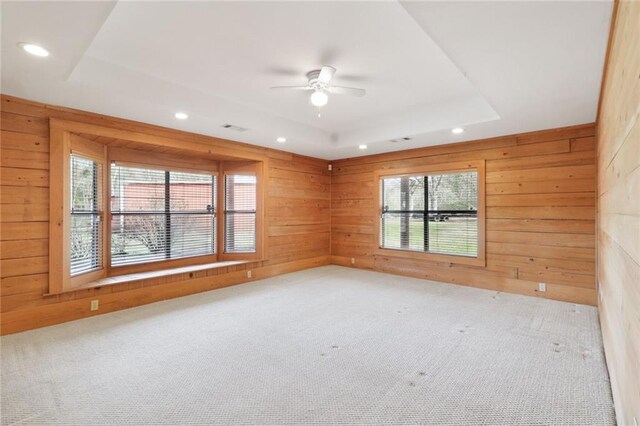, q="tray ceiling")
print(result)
[1,1,612,159]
